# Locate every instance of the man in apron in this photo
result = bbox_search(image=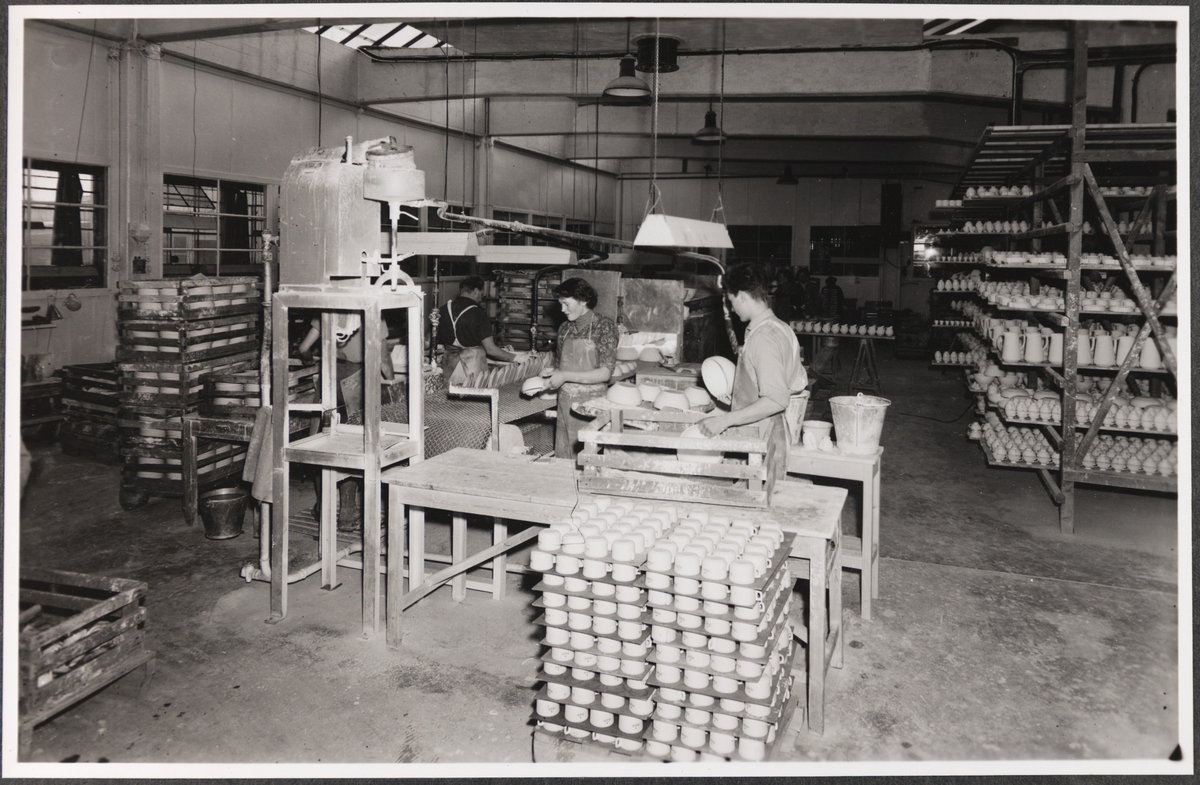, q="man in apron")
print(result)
[541,277,619,459]
[700,263,808,486]
[437,276,529,386]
